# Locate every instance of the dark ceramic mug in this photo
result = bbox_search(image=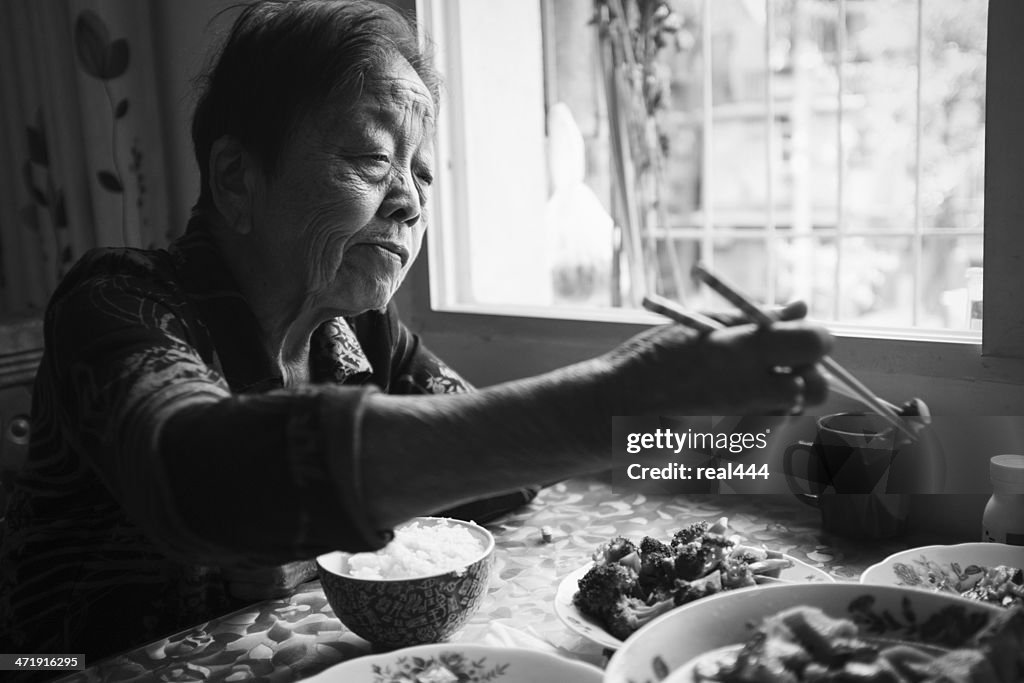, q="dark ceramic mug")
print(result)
[783,412,942,539]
